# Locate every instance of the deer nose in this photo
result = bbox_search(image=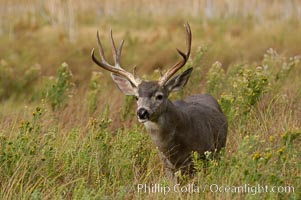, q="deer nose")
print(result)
[137,108,150,120]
